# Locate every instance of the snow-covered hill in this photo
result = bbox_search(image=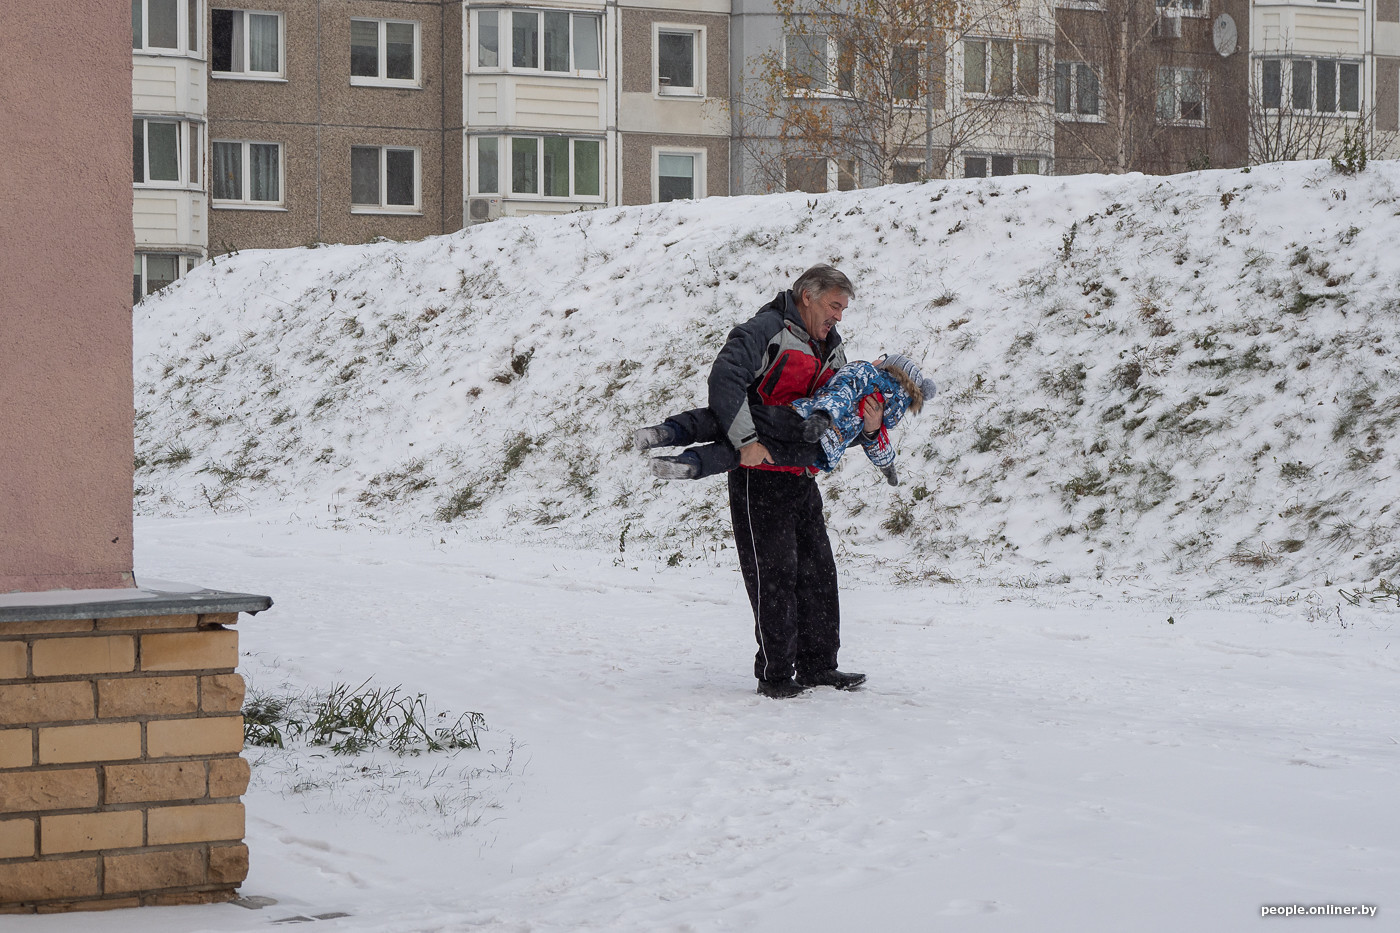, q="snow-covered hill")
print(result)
[134,160,1400,594]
